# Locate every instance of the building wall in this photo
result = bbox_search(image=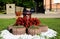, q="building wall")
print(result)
[44,0,50,10]
[44,0,60,11]
[6,4,15,14]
